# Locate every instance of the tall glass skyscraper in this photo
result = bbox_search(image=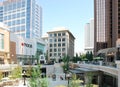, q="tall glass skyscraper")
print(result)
[0,0,42,38]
